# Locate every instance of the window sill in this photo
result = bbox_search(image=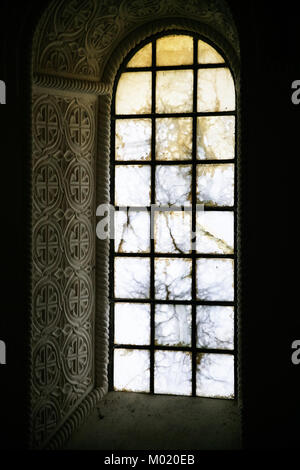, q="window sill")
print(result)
[65,391,241,450]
